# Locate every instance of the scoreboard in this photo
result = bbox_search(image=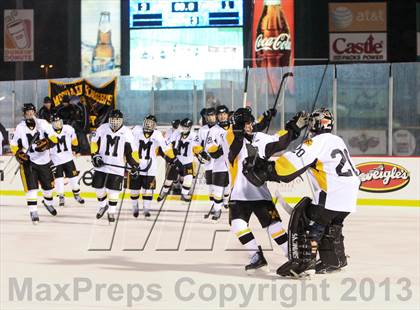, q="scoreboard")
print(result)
[129,0,243,28]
